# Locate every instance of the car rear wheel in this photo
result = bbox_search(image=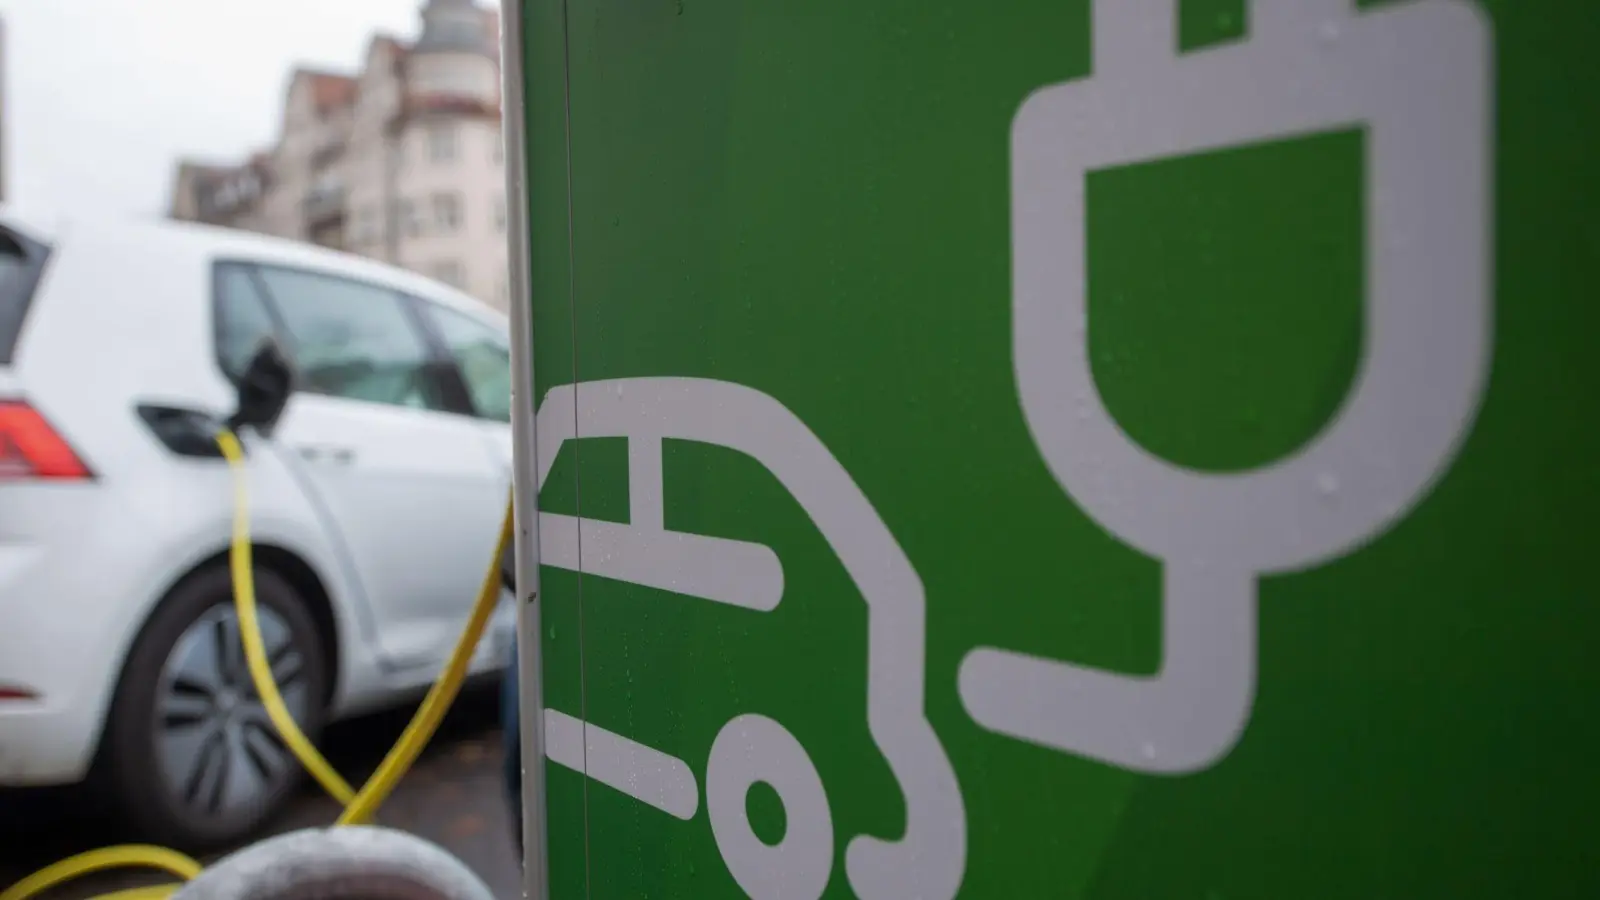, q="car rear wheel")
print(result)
[100,565,329,851]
